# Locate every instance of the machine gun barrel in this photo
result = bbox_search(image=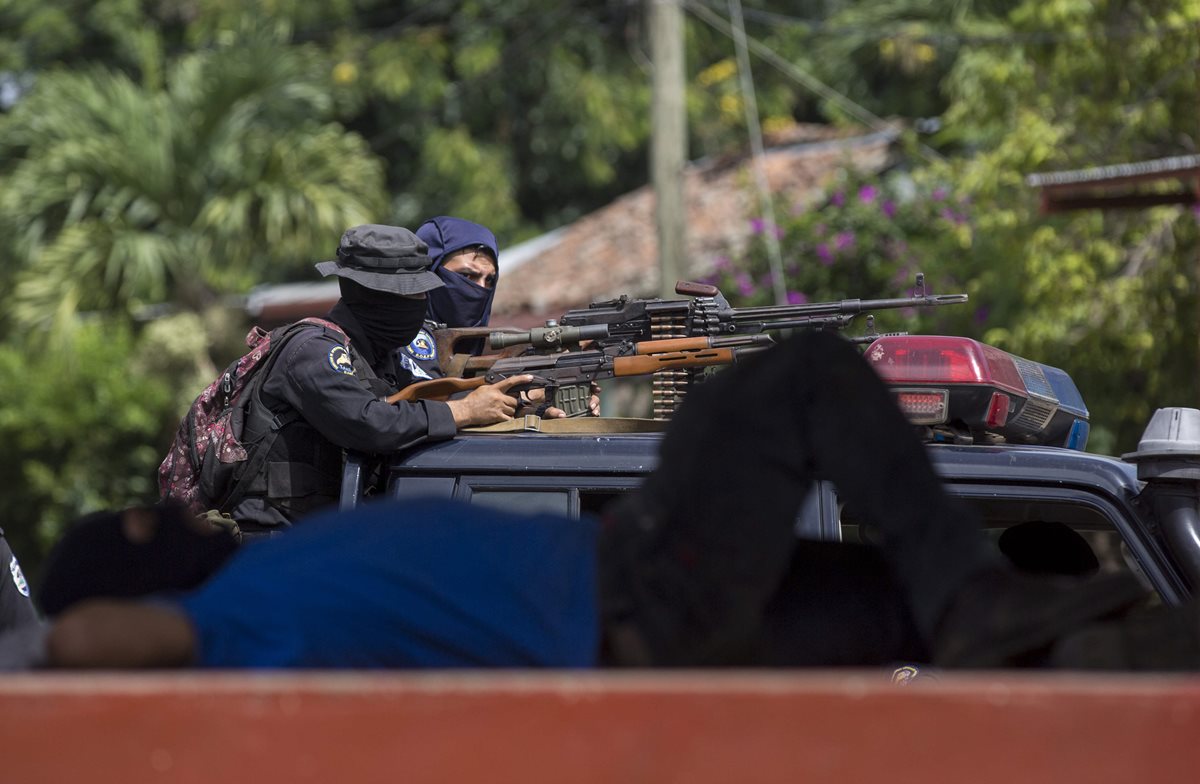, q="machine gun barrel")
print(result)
[557,273,967,343]
[727,293,968,322]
